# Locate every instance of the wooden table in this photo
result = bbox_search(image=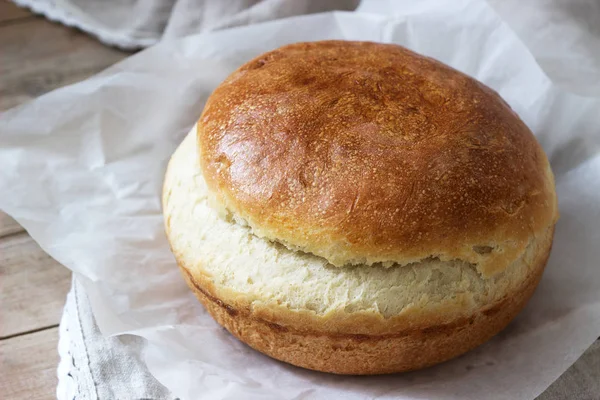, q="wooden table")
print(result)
[0,2,129,398]
[0,2,597,399]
